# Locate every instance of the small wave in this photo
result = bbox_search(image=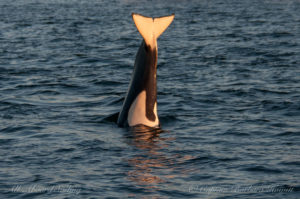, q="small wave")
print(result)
[252,88,290,95]
[105,97,124,106]
[29,133,52,139]
[223,130,250,136]
[181,156,212,165]
[243,165,283,174]
[218,157,240,162]
[93,80,122,86]
[76,139,106,148]
[271,122,289,128]
[6,68,53,76]
[0,138,15,145]
[276,131,300,137]
[219,88,249,97]
[55,148,76,153]
[29,90,61,95]
[159,115,177,124]
[271,31,294,38]
[15,83,84,90]
[260,100,295,111]
[82,58,101,63]
[0,100,41,115]
[0,125,41,134]
[280,161,300,166]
